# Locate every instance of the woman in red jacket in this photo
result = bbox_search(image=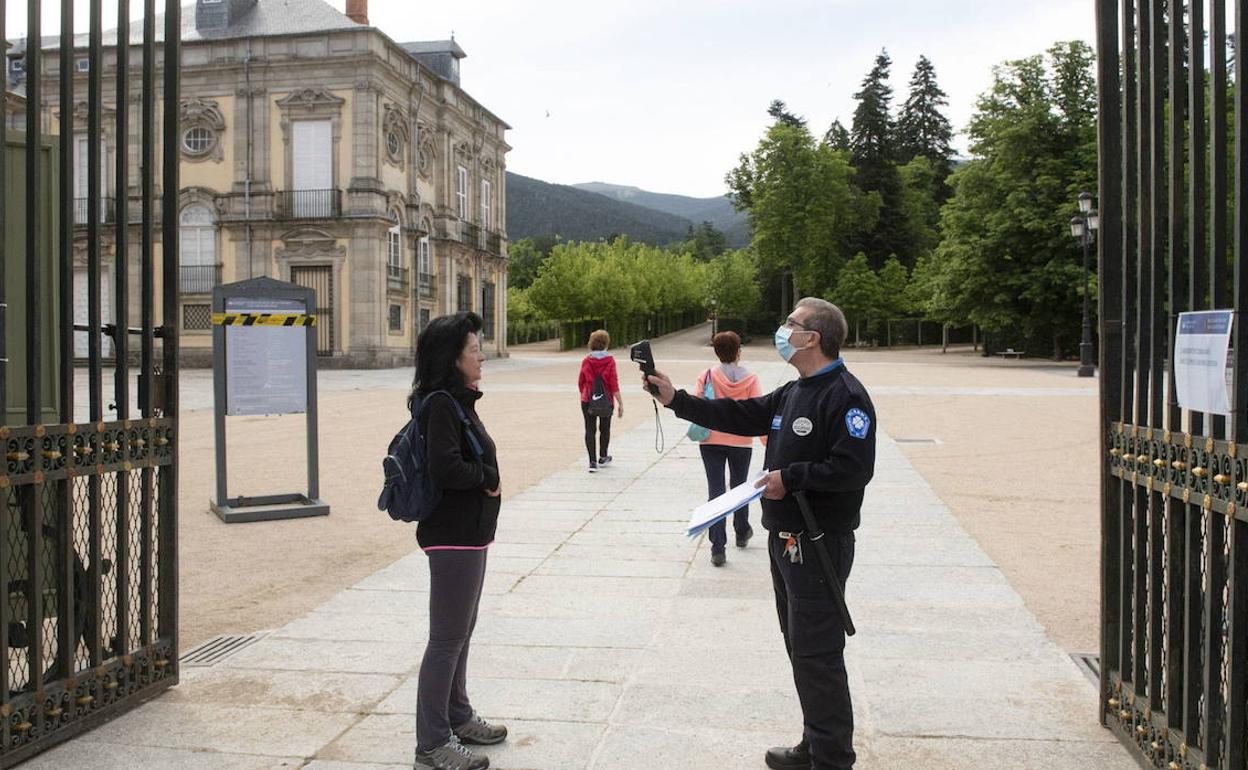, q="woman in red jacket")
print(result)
[577,329,623,472]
